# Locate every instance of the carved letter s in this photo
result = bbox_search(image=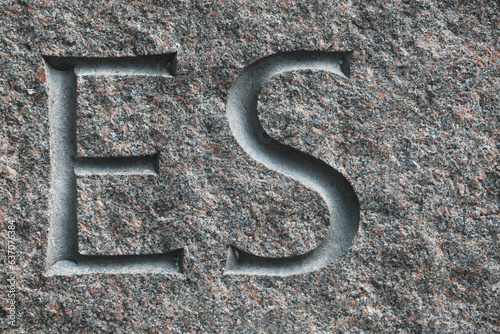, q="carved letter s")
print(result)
[225,51,360,276]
